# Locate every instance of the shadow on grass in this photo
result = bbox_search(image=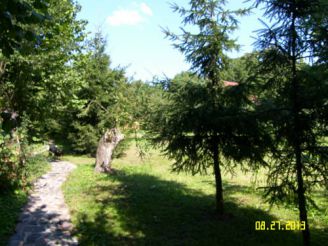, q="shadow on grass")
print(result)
[201,179,263,196]
[70,170,328,246]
